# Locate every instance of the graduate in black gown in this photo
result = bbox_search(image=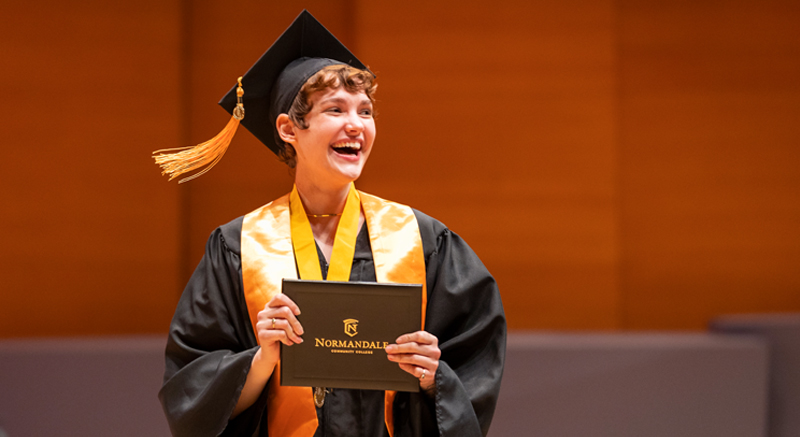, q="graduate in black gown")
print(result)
[156,10,505,437]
